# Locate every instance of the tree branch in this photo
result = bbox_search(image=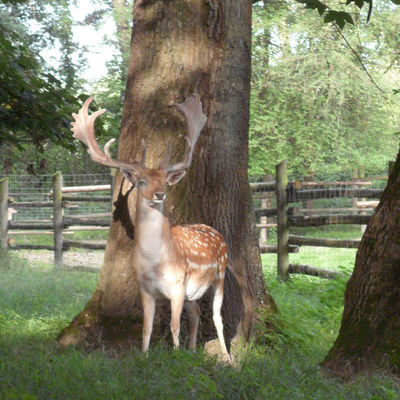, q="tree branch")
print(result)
[333,23,385,94]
